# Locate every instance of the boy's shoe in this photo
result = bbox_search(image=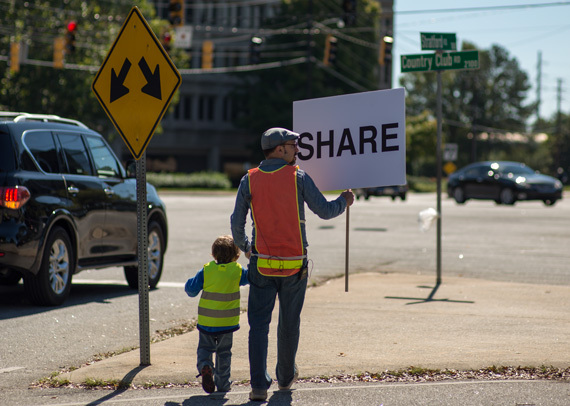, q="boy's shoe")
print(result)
[200,365,215,394]
[278,369,299,391]
[249,388,268,401]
